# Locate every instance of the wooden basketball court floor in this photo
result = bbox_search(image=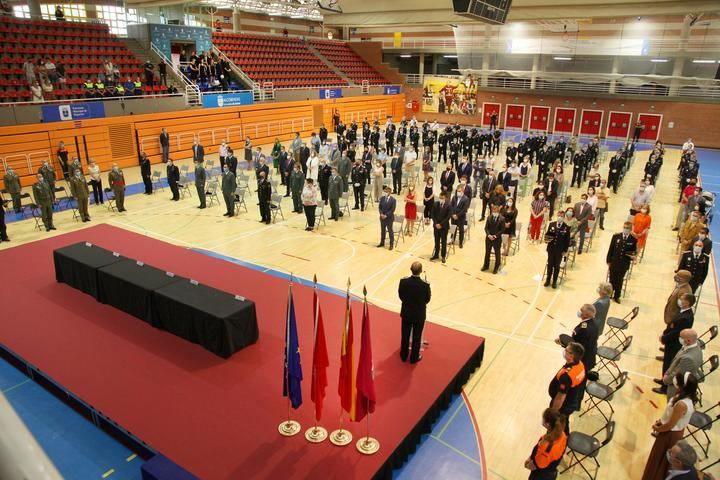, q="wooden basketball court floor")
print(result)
[2,140,718,480]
